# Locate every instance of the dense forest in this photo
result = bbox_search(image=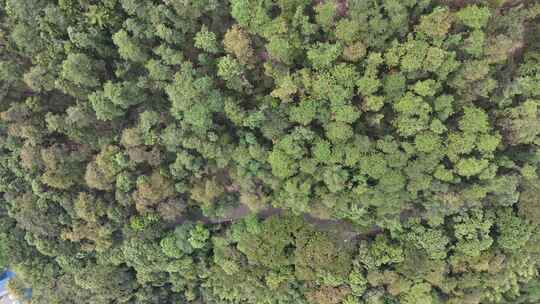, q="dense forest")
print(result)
[0,0,539,303]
